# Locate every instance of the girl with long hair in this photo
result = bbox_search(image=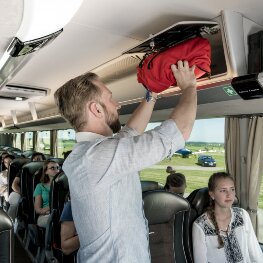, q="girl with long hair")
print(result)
[192,172,262,262]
